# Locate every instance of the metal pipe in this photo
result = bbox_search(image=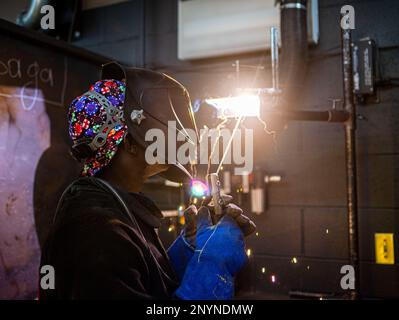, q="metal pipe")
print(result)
[280,0,308,110]
[16,0,52,29]
[235,59,240,87]
[261,109,350,123]
[270,27,279,91]
[341,21,360,300]
[276,109,350,123]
